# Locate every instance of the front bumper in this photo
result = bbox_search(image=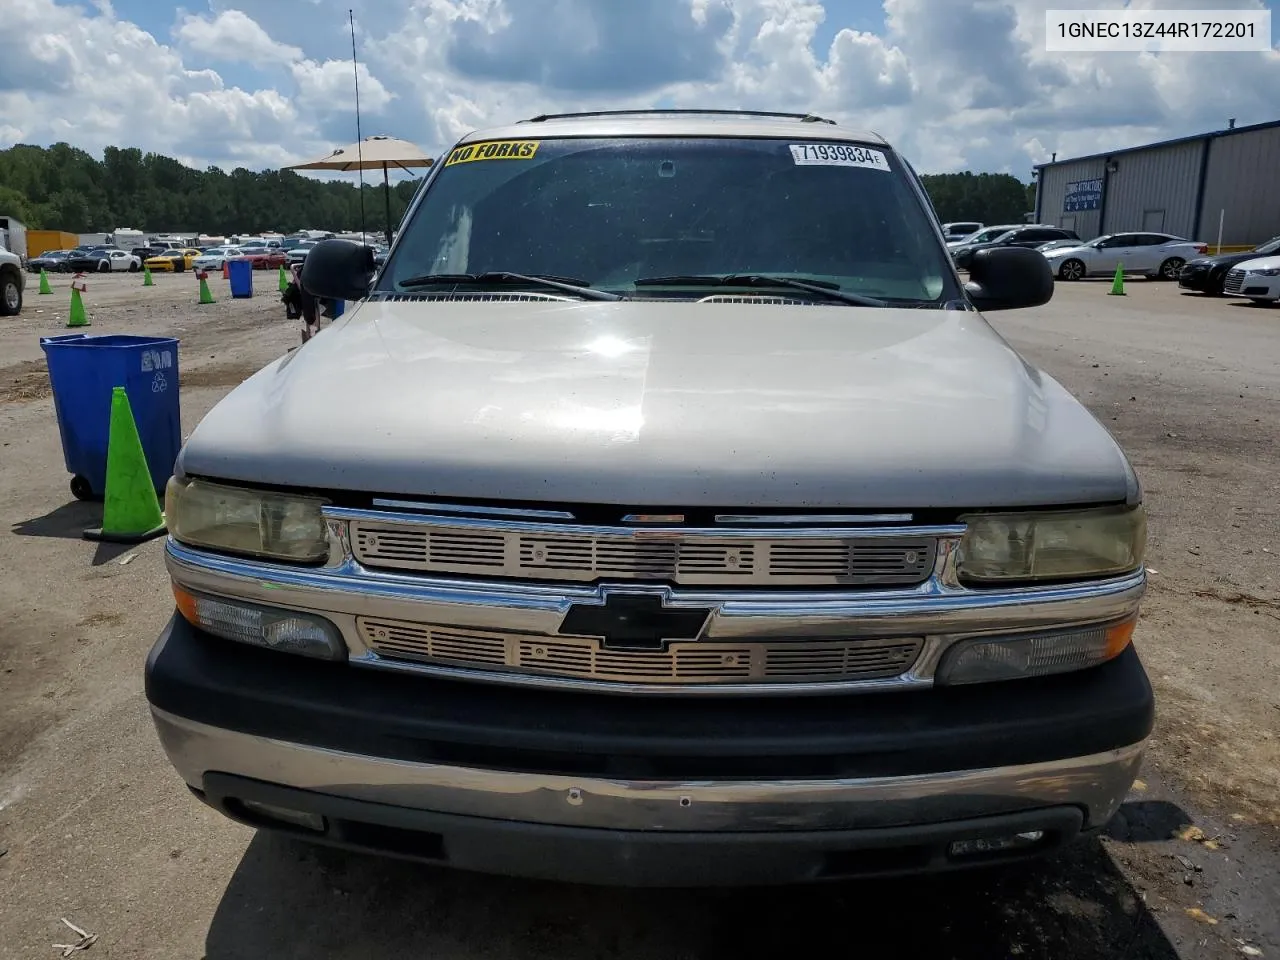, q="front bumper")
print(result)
[146,614,1152,885]
[1178,267,1211,290]
[1238,278,1280,299]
